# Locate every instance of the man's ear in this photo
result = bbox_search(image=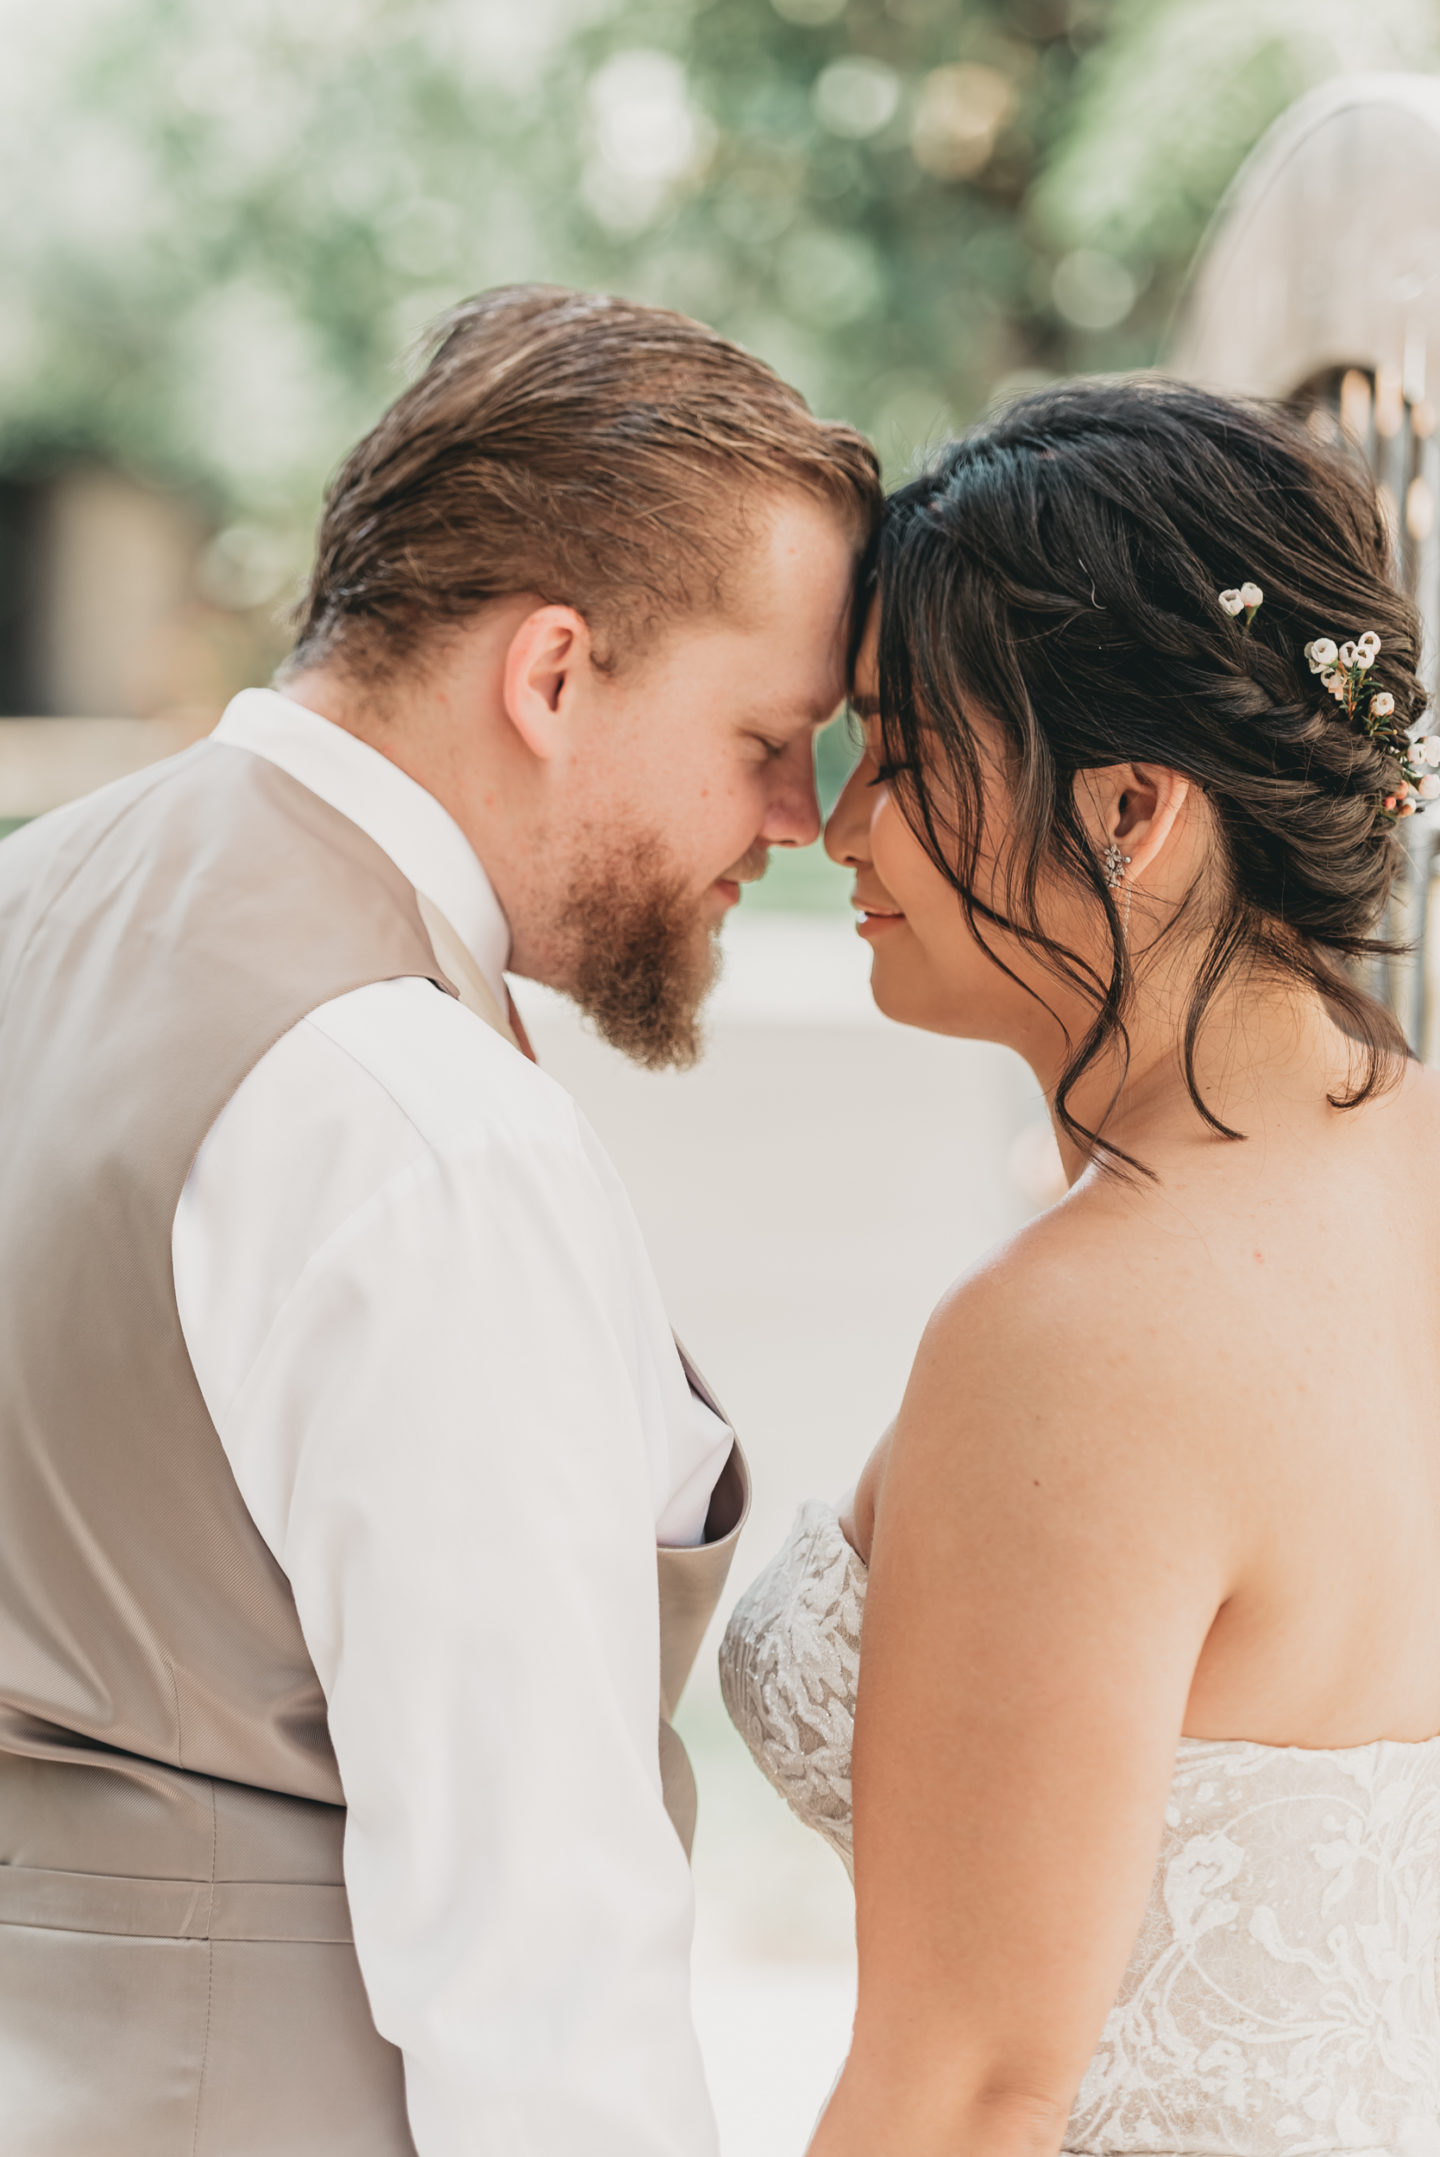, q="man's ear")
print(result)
[501,605,593,760]
[1077,762,1190,884]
